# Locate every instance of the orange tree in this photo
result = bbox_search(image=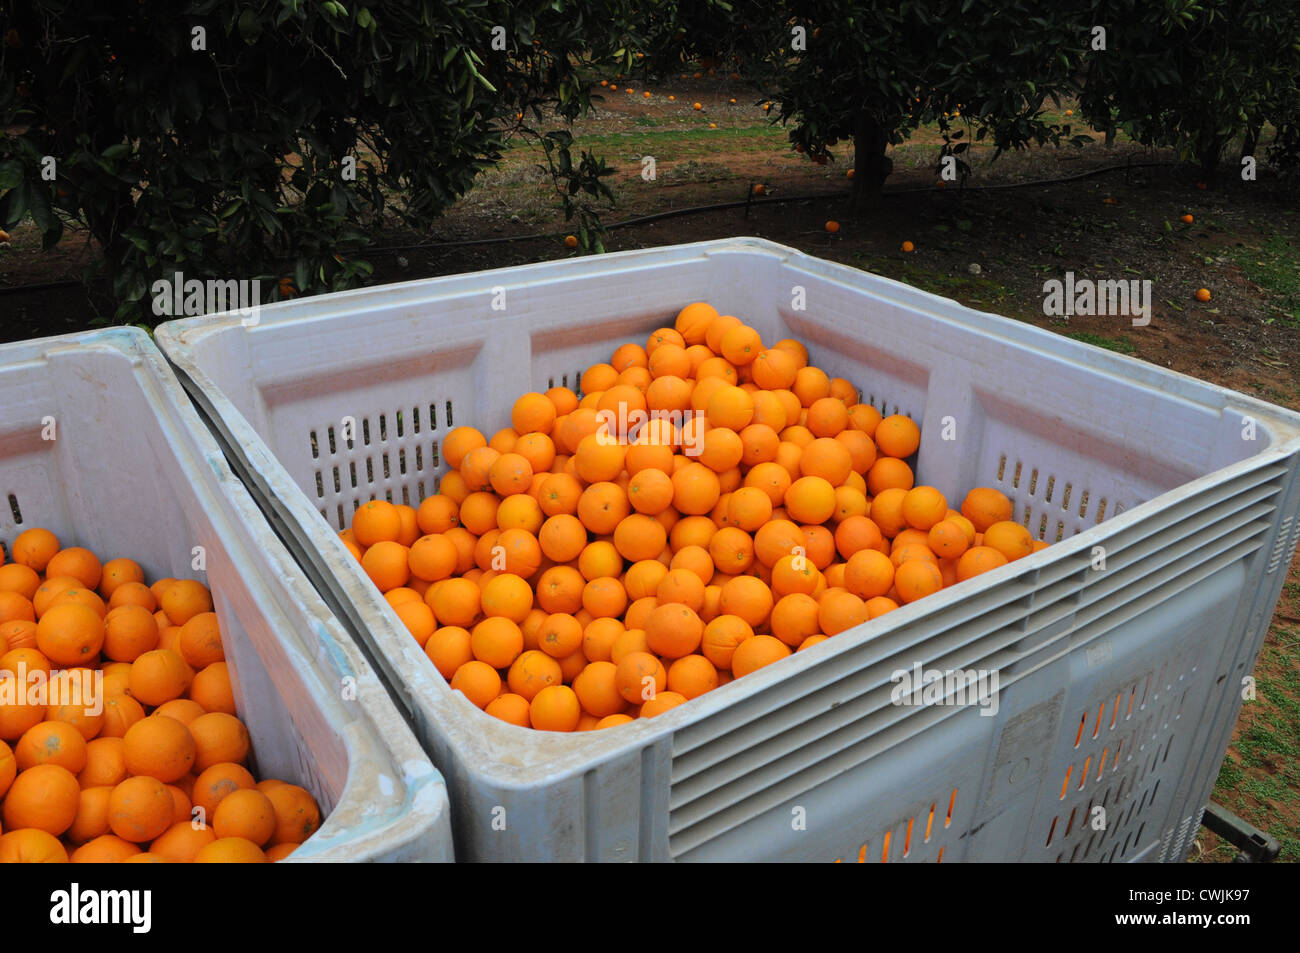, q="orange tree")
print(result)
[0,0,634,320]
[1076,0,1300,184]
[722,1,1092,208]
